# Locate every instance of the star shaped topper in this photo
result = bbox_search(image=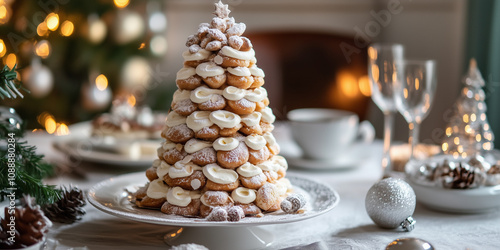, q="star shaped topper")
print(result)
[214,0,231,18]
